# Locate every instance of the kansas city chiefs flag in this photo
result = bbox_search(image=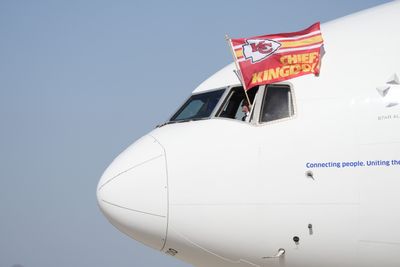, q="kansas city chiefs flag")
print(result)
[229,23,324,90]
